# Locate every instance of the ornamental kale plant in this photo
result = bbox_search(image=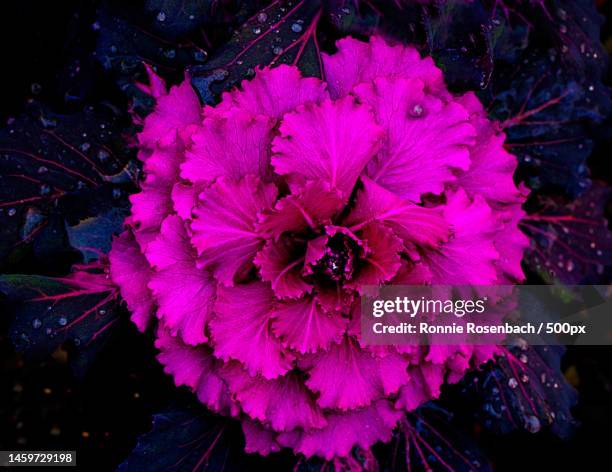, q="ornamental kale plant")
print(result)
[109,35,527,459]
